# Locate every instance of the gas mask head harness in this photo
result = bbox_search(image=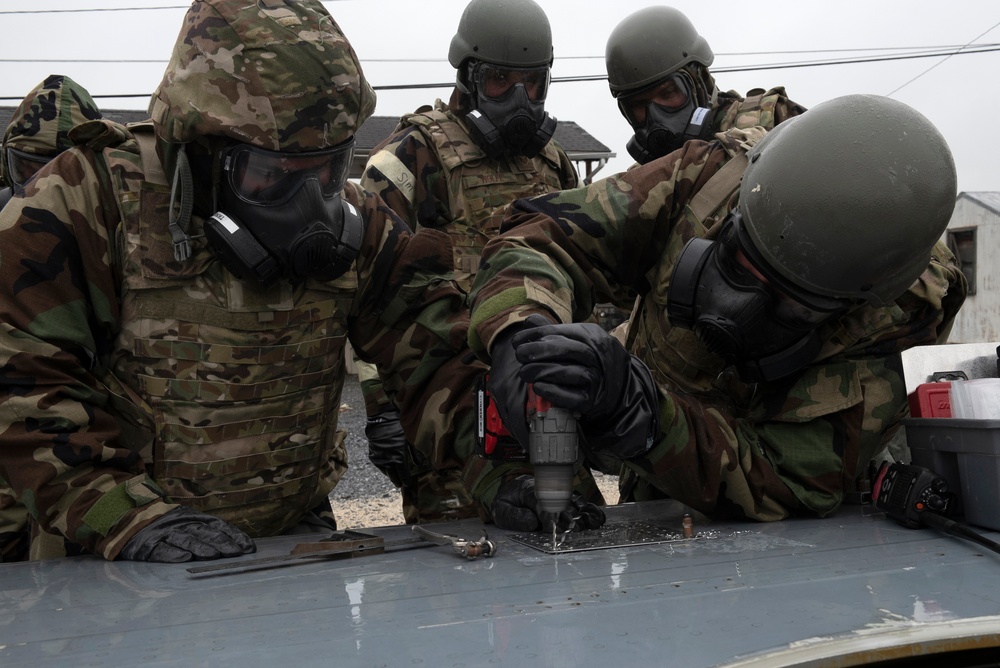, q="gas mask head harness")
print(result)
[460,60,556,159]
[667,212,853,383]
[204,137,363,287]
[618,71,714,164]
